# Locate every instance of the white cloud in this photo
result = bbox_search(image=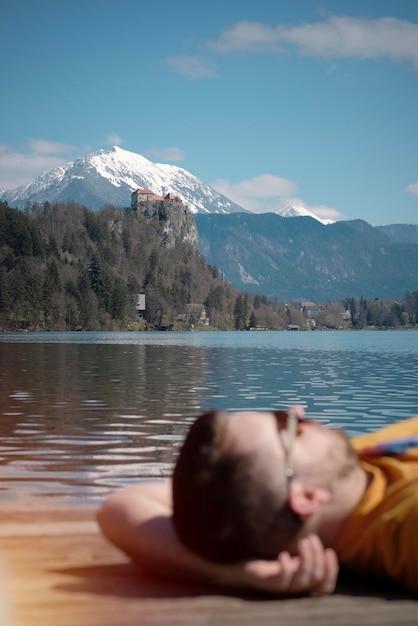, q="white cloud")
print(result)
[166,55,217,78]
[212,174,296,212]
[106,133,123,146]
[28,140,76,155]
[212,174,342,220]
[209,16,418,68]
[406,182,418,195]
[145,146,185,162]
[209,21,282,53]
[0,141,78,190]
